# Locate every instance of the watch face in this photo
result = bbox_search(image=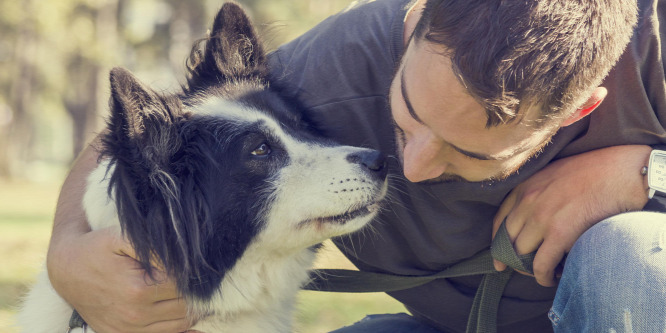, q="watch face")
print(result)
[648,150,666,193]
